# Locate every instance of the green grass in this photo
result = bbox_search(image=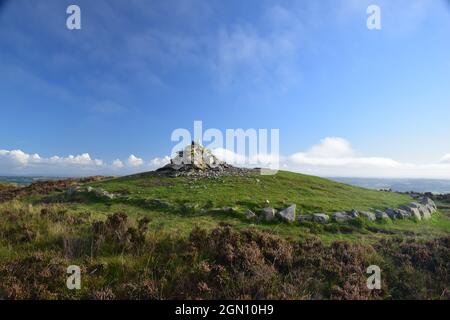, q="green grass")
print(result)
[1,171,449,300]
[88,170,411,213]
